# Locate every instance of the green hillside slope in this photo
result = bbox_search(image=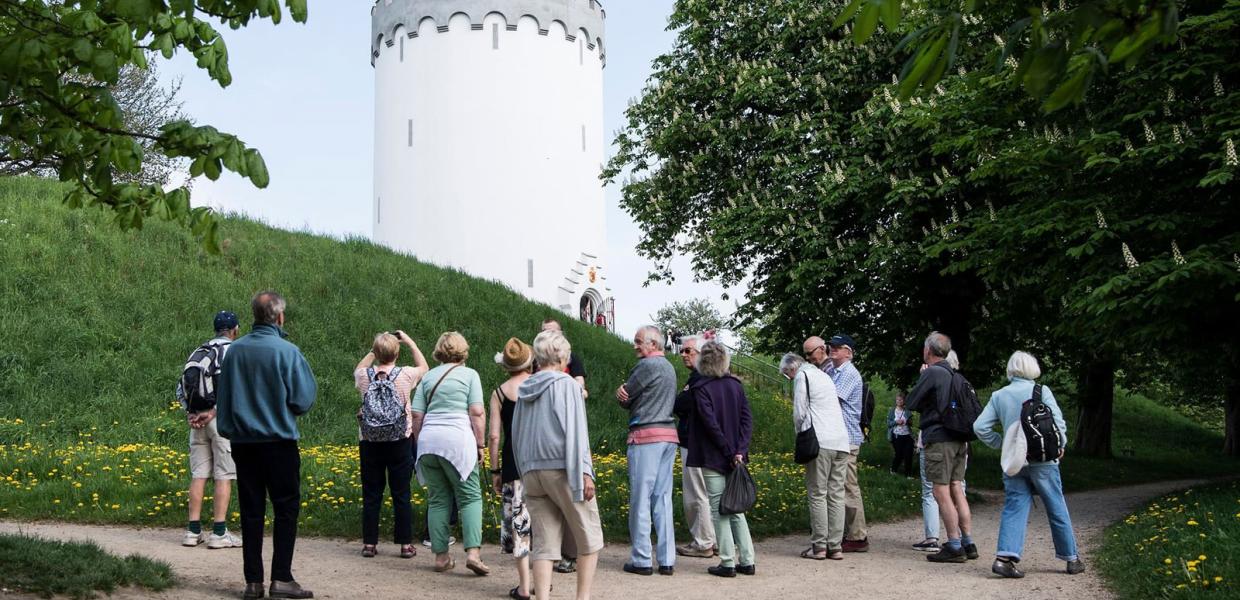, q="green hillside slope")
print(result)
[0,176,782,453]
